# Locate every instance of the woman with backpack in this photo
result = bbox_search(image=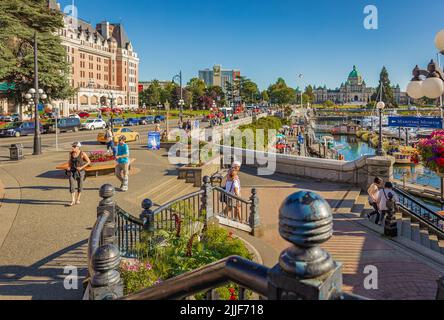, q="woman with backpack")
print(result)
[67,142,91,206]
